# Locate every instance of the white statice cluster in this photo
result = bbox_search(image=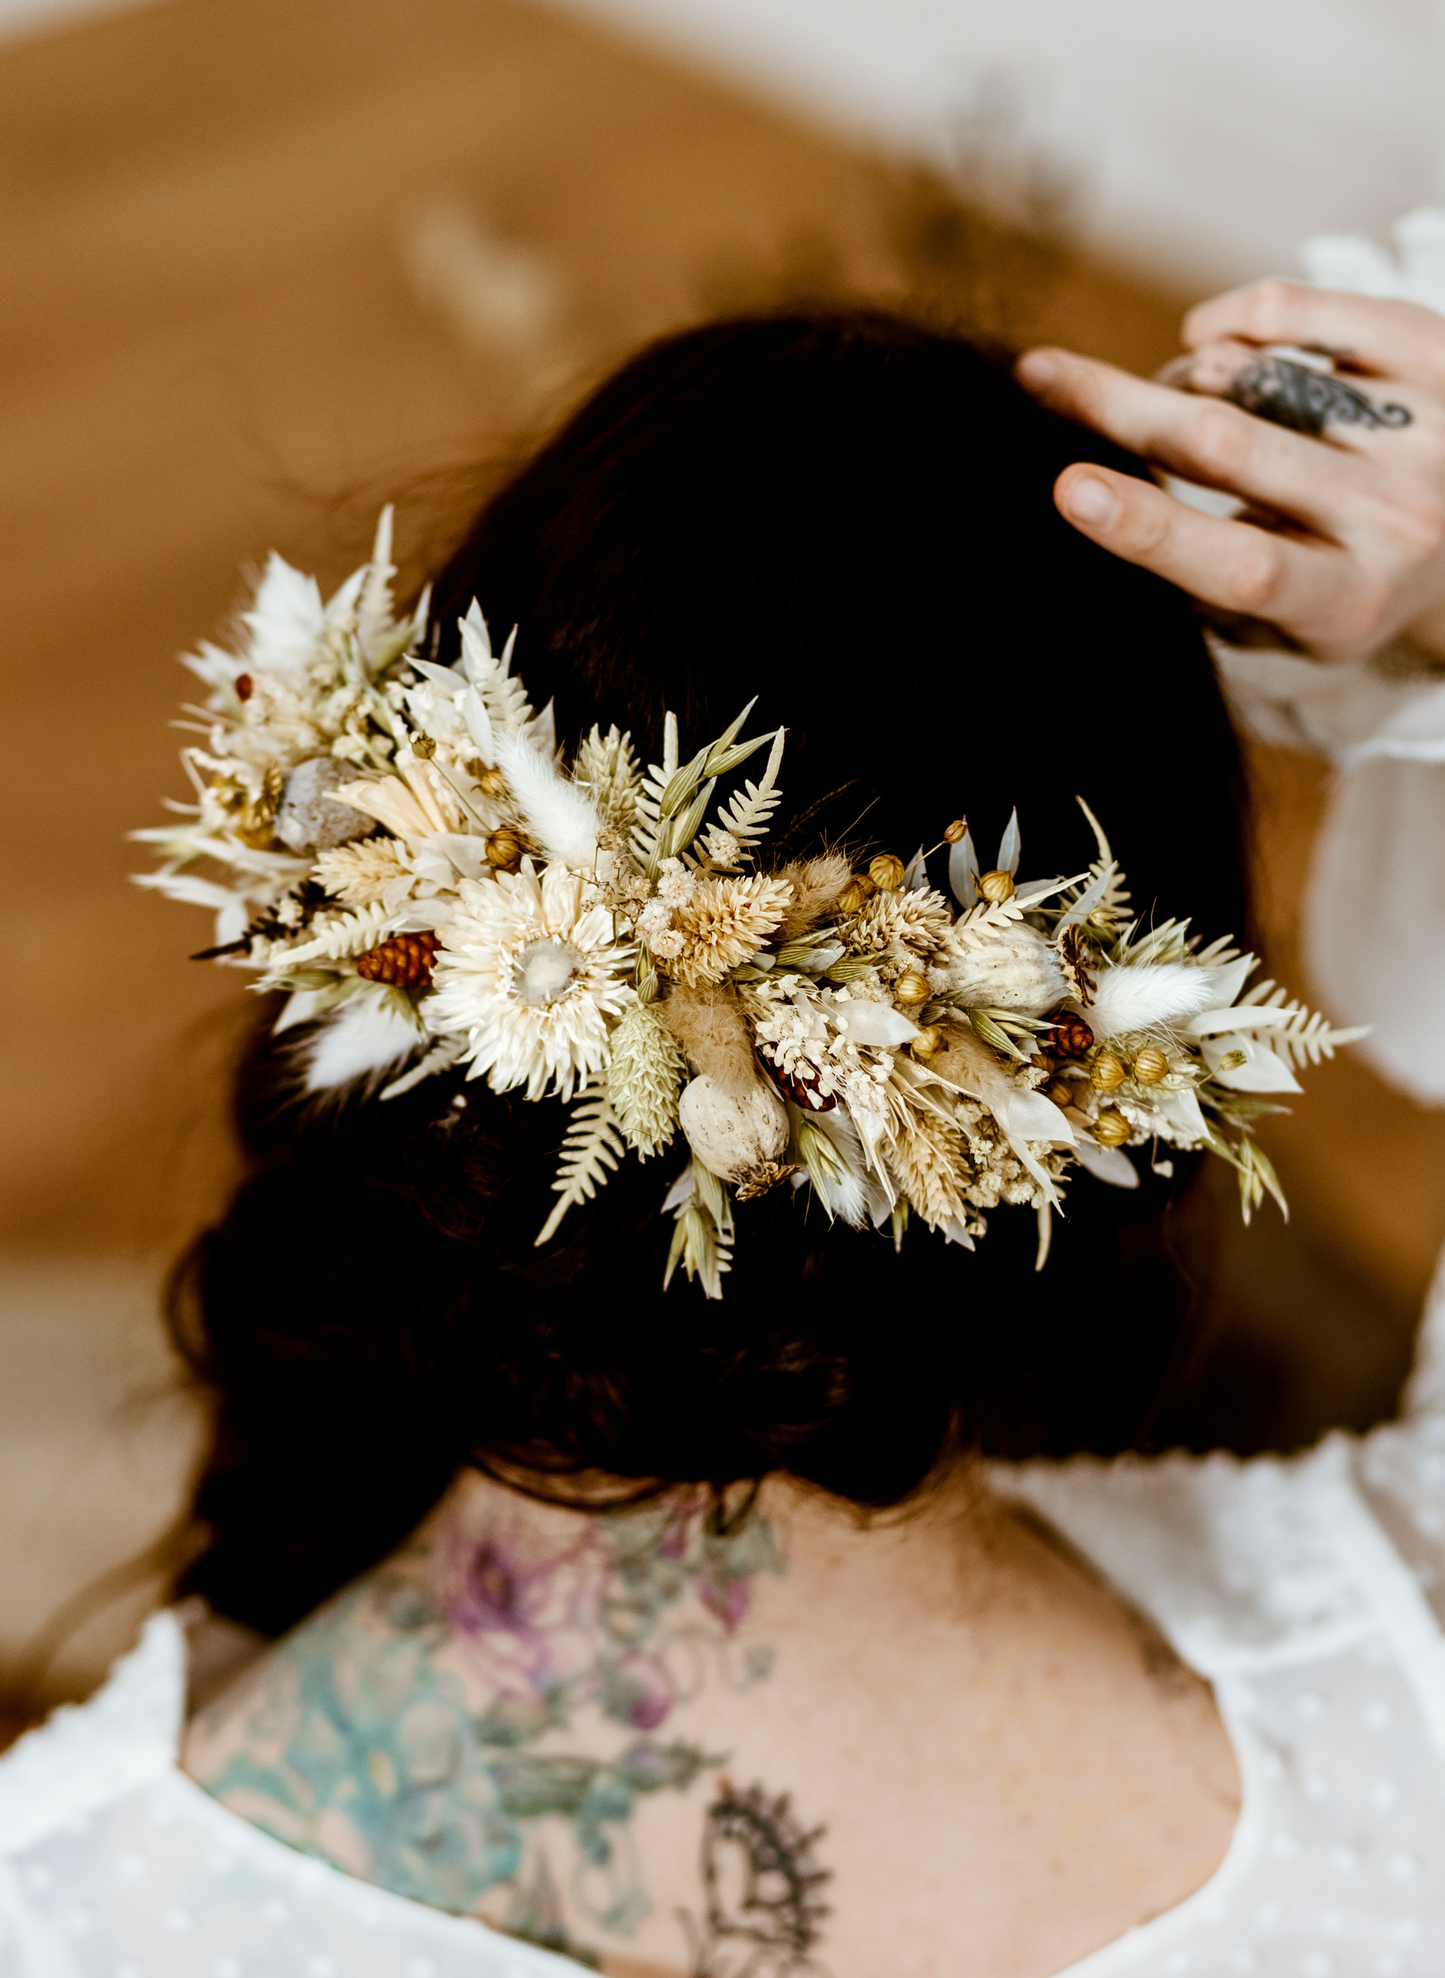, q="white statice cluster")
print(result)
[138,512,1369,1296]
